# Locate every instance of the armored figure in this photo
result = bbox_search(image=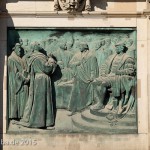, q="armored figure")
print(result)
[91,42,136,114]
